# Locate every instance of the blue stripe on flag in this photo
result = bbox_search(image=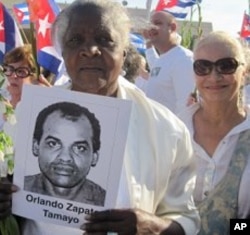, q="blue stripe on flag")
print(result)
[130,33,146,54]
[38,50,62,75]
[13,2,30,24]
[3,6,15,52]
